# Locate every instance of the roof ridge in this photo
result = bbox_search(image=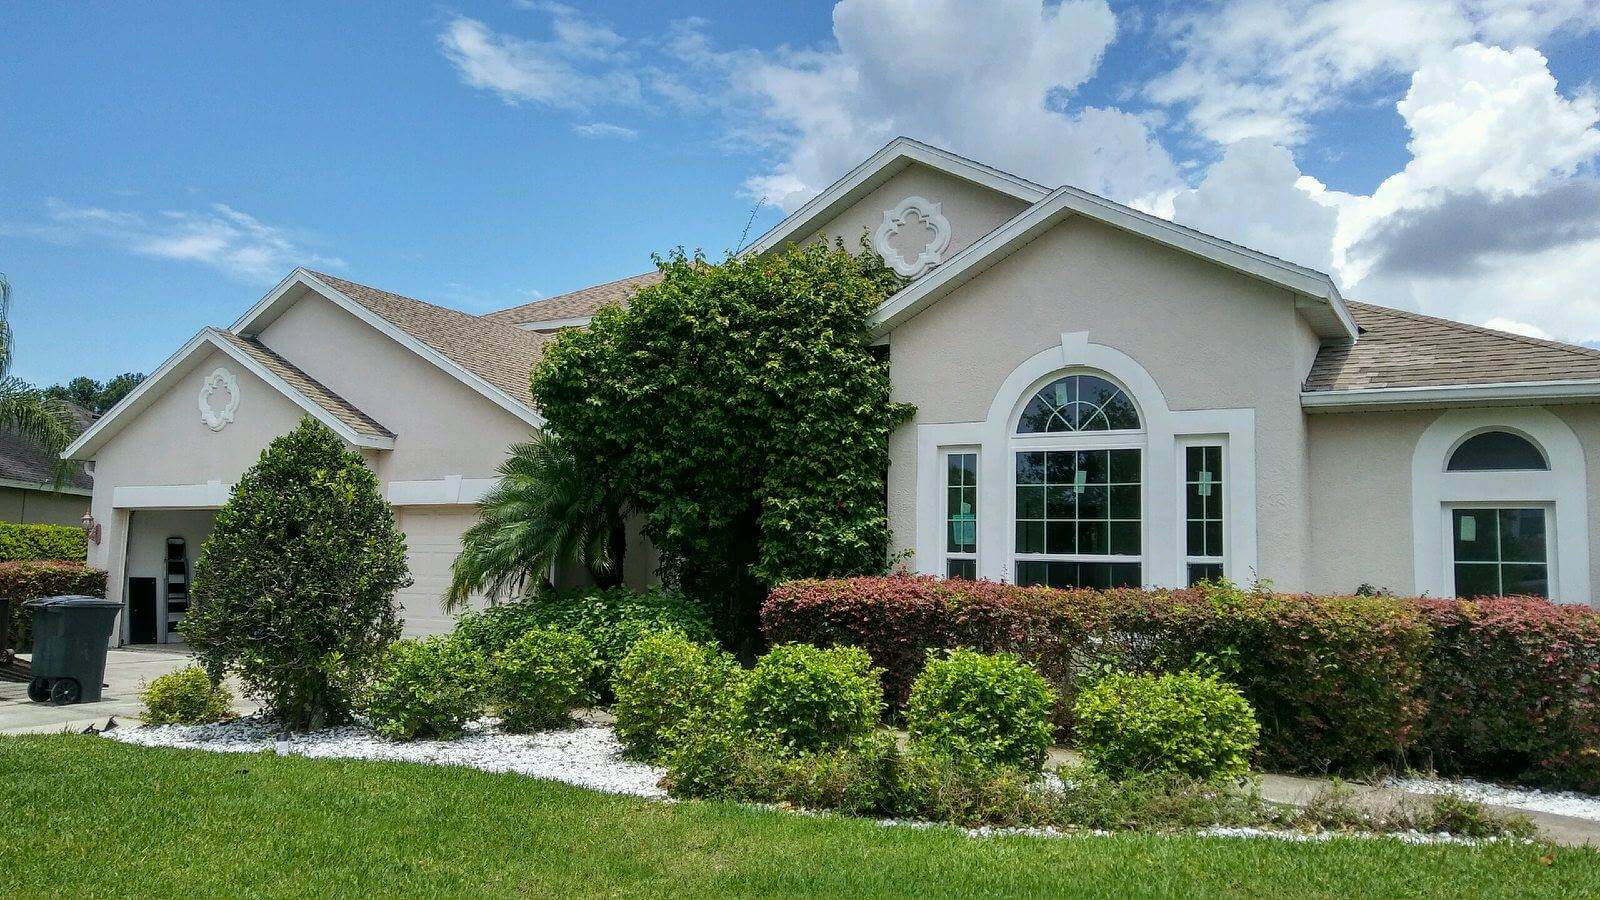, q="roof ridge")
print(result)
[1347,299,1600,362]
[303,269,546,342]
